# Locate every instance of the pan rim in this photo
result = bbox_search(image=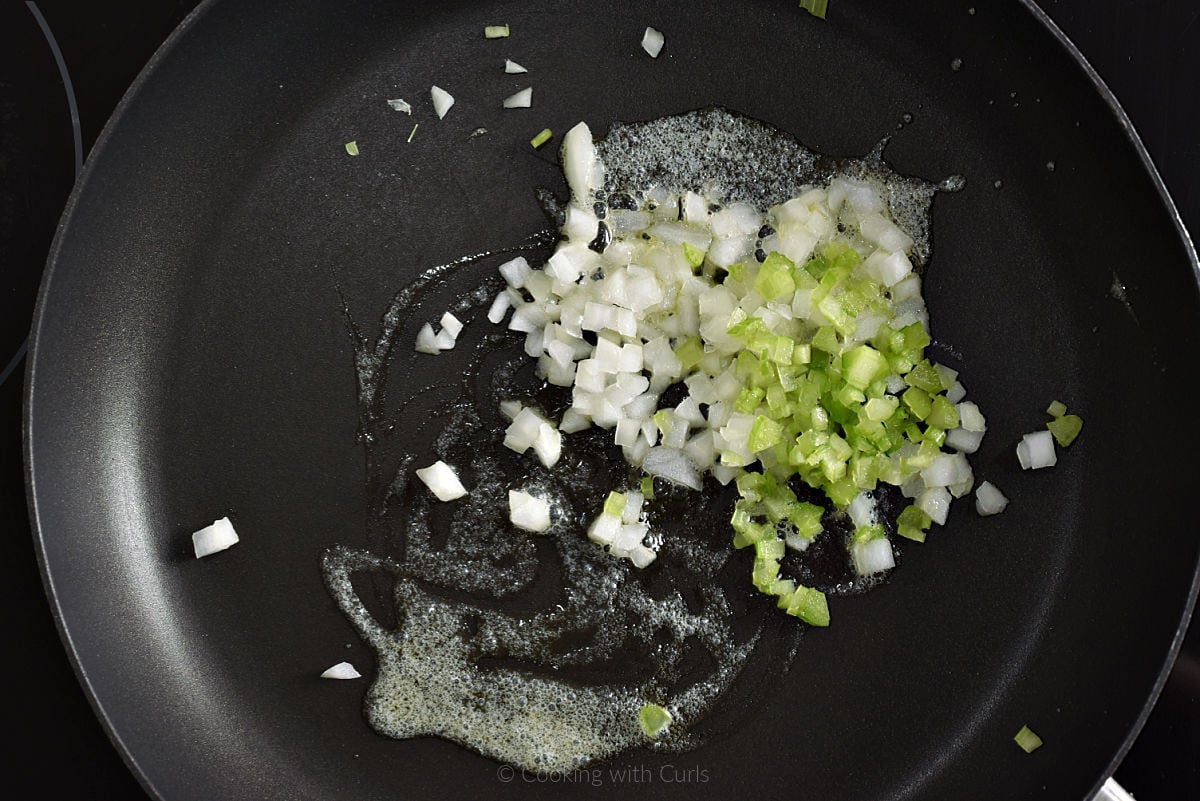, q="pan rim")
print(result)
[22,2,1200,800]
